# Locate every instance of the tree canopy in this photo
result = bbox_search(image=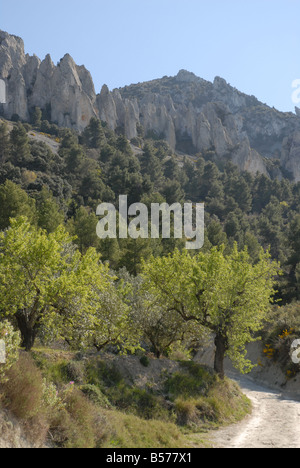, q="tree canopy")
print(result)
[142,246,280,377]
[0,217,137,352]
